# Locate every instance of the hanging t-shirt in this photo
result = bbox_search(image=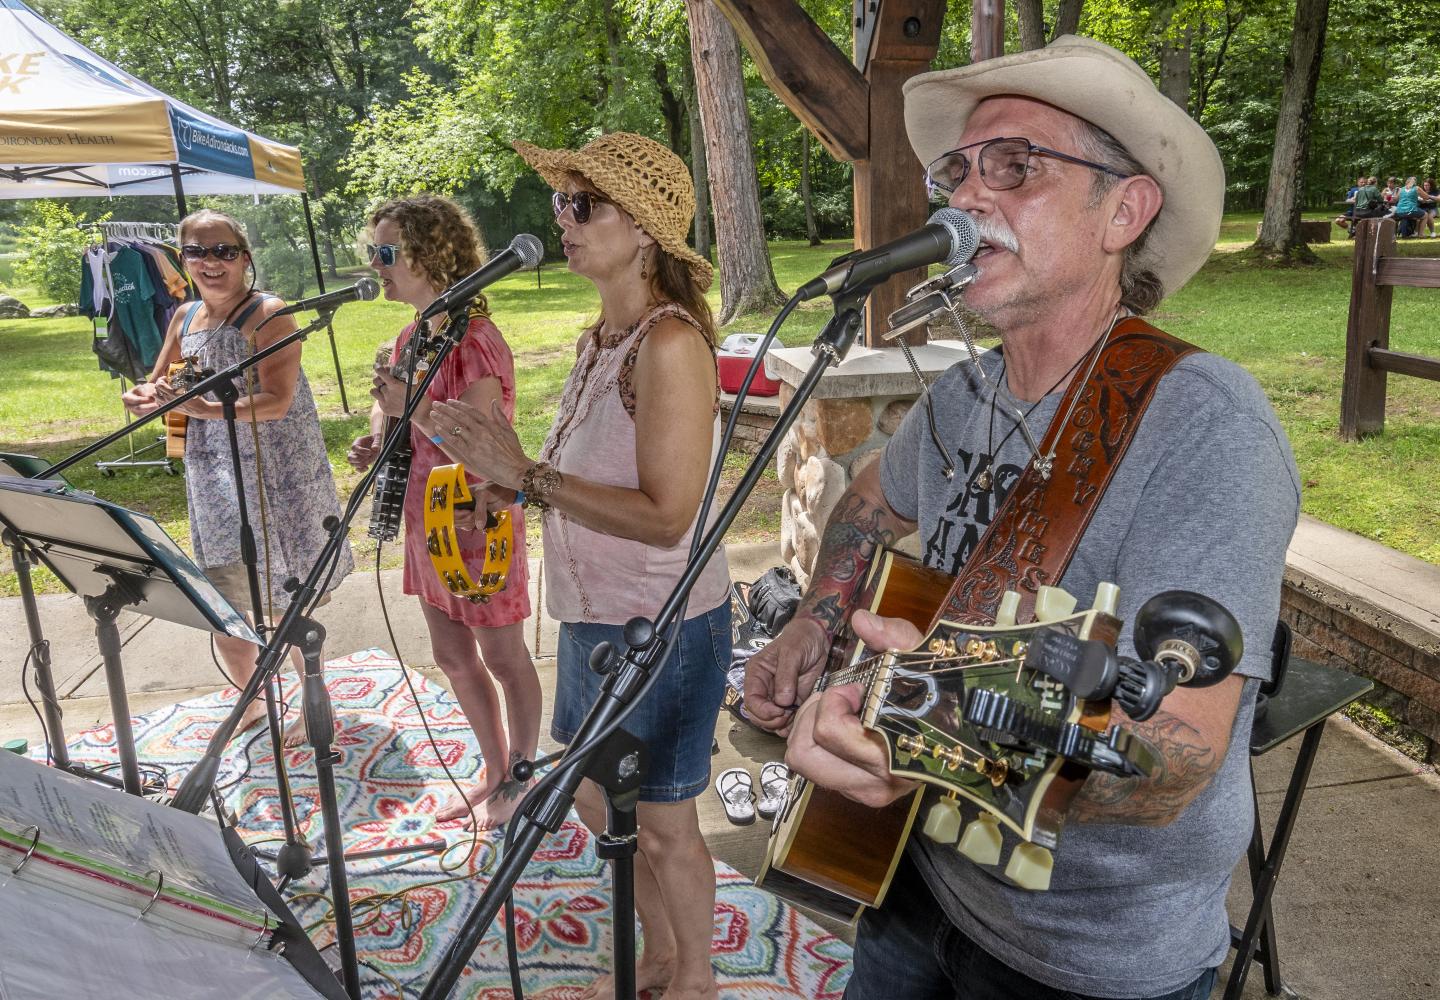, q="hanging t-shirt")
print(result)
[79,245,112,317]
[108,246,163,369]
